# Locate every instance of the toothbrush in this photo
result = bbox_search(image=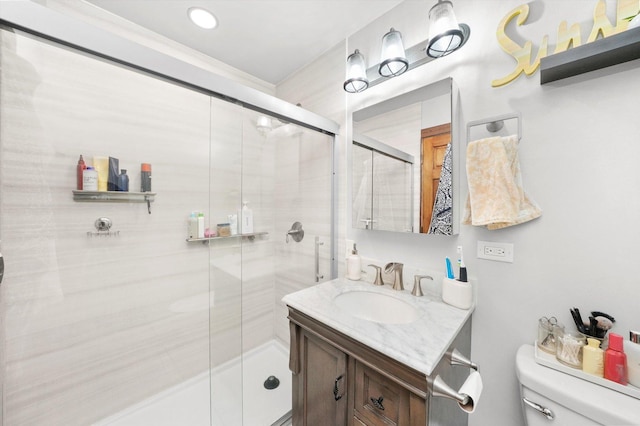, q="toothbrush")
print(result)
[445,257,454,279]
[457,246,468,282]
